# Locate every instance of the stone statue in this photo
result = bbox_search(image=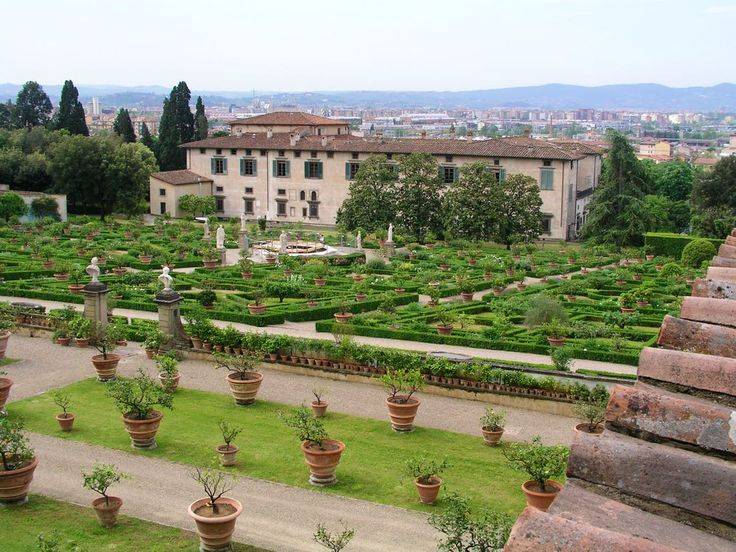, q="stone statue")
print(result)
[158,266,173,292]
[387,223,394,243]
[216,225,225,249]
[356,231,362,249]
[203,219,210,239]
[86,257,100,283]
[240,212,247,232]
[279,231,288,253]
